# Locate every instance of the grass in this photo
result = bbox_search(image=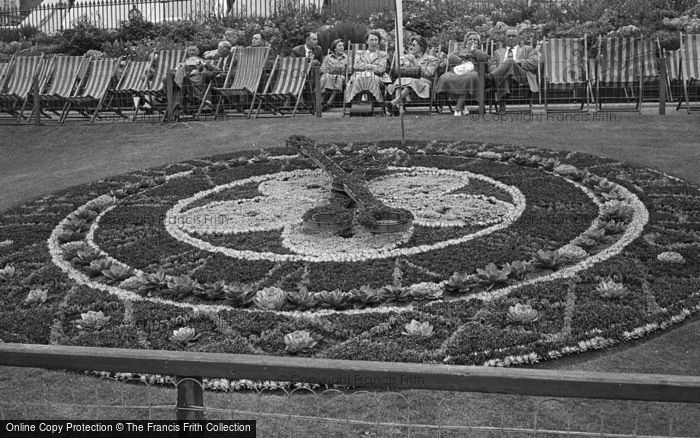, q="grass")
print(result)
[1,112,700,434]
